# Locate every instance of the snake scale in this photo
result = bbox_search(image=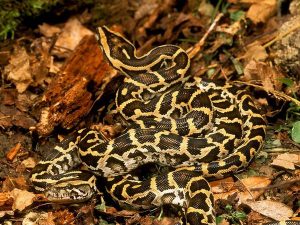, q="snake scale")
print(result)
[30,26,297,225]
